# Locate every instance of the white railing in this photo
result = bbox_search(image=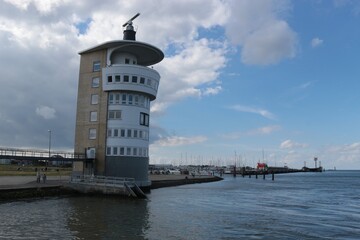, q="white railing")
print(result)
[70,174,135,188]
